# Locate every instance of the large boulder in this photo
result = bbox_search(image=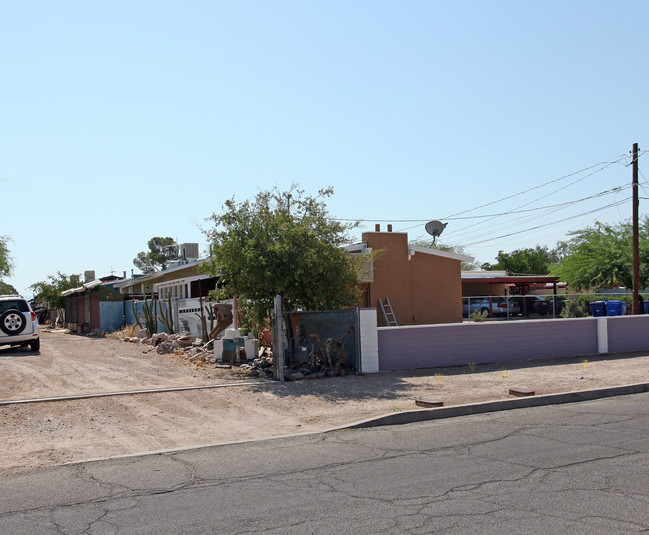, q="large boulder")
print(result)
[136,328,150,340]
[156,340,179,354]
[152,332,169,346]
